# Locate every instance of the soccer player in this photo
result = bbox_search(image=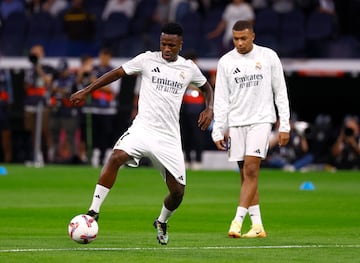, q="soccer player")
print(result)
[211,20,290,238]
[69,22,214,245]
